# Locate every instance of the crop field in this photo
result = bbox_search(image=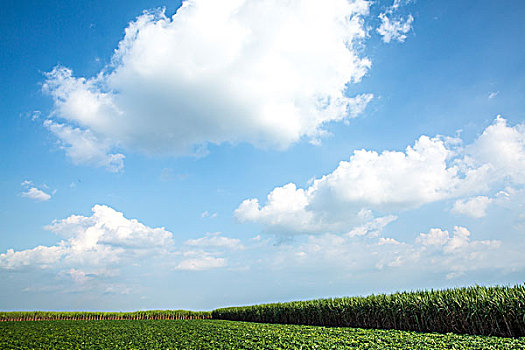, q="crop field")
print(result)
[1,319,525,350]
[0,310,211,321]
[214,285,525,337]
